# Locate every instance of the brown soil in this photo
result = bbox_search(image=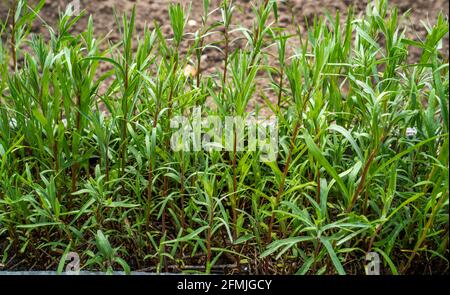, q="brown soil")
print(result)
[11,0,447,53]
[1,0,449,112]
